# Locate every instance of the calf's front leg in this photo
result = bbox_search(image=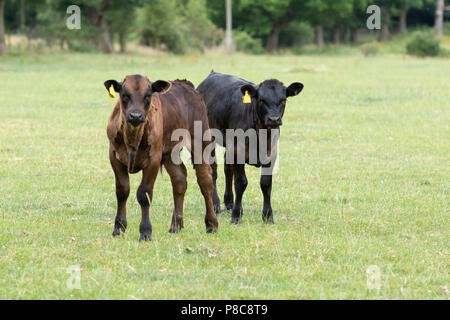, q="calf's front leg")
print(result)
[260,173,274,224]
[110,150,130,237]
[137,158,160,241]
